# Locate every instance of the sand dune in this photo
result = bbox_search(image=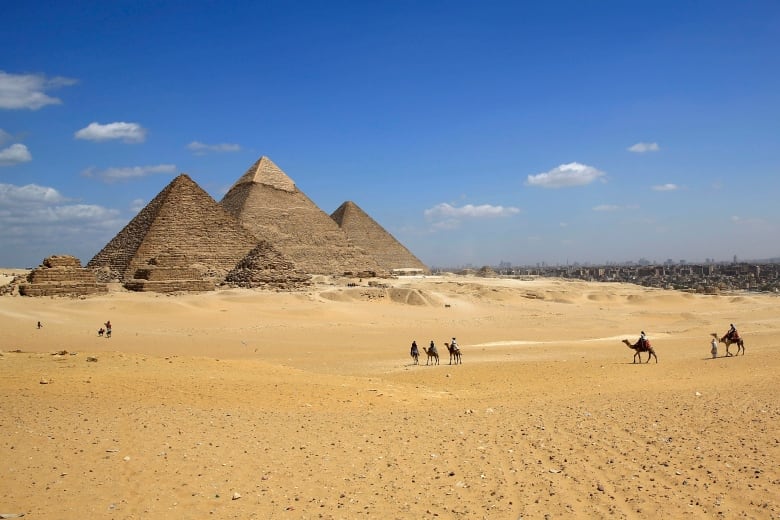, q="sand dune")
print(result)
[0,275,778,518]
